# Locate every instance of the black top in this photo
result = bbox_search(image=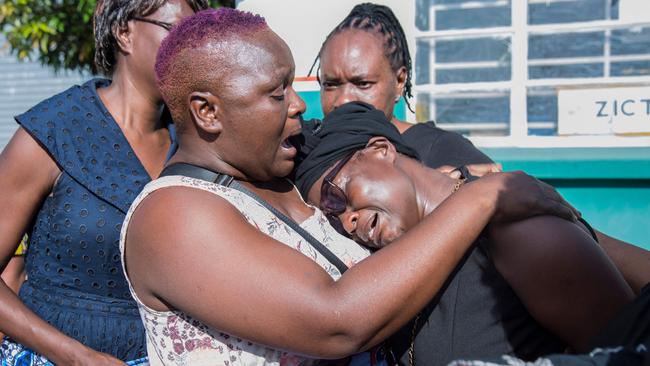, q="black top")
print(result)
[388,237,566,366]
[401,121,493,168]
[391,128,566,365]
